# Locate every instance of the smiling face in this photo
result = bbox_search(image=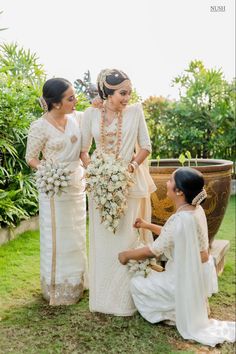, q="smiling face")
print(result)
[54,86,78,114]
[108,81,132,111]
